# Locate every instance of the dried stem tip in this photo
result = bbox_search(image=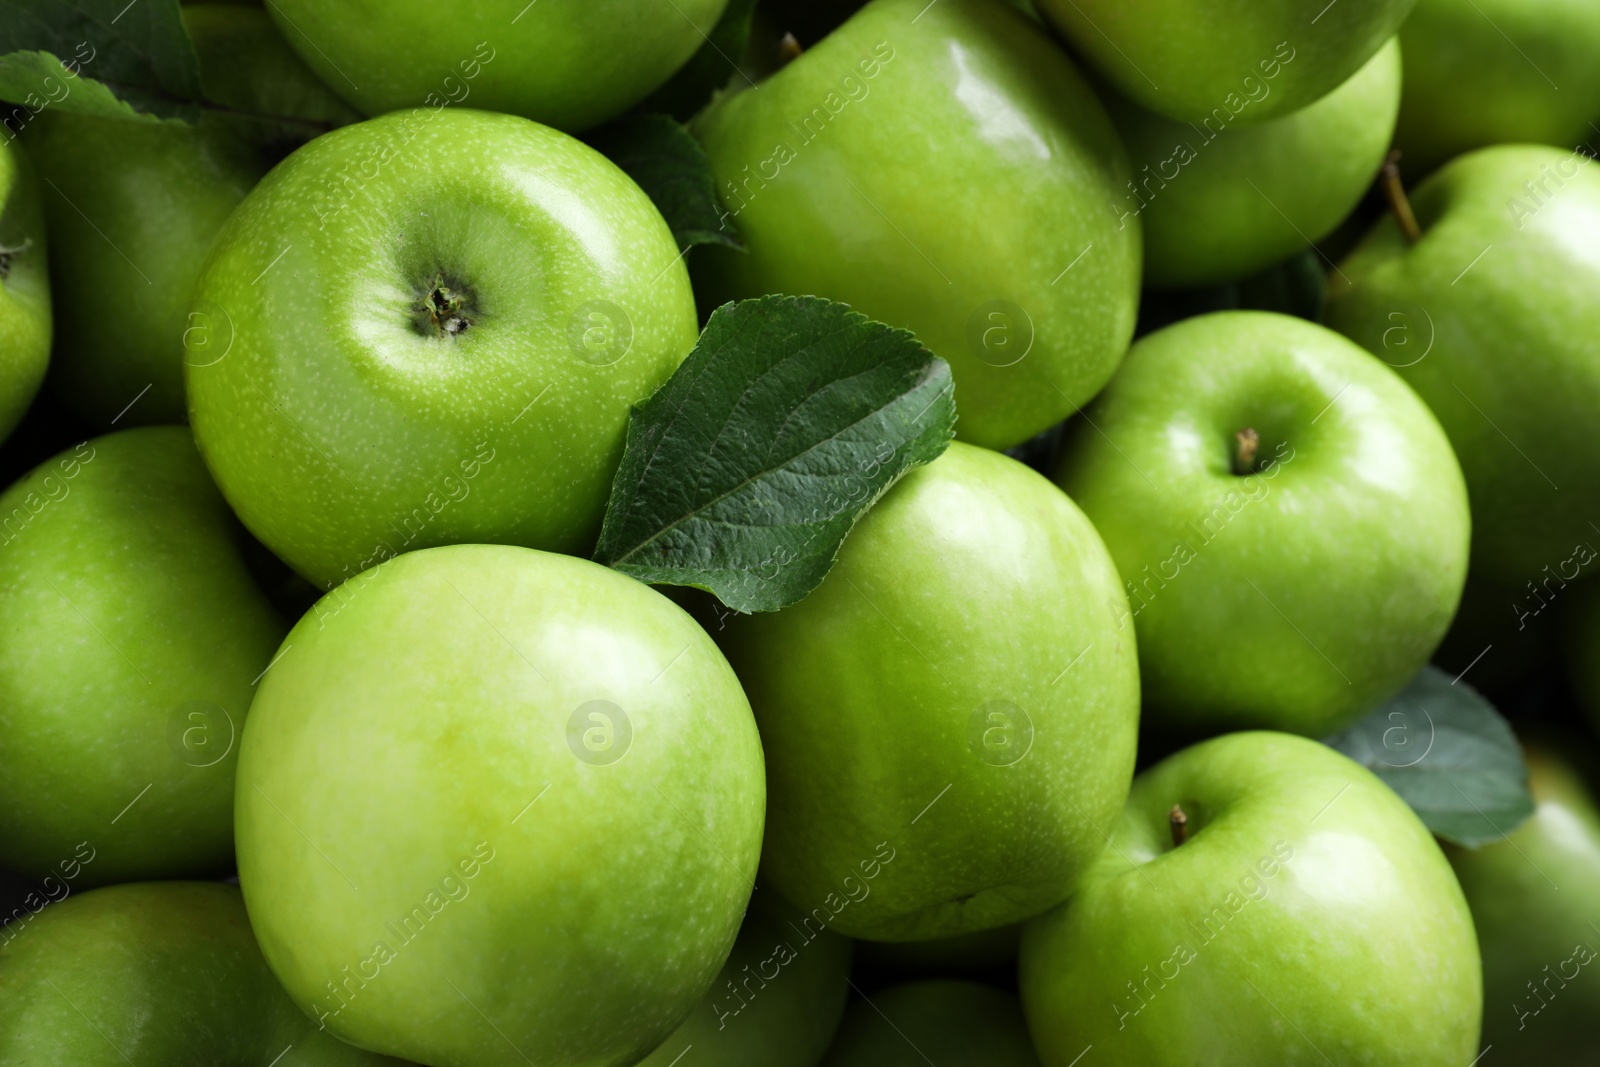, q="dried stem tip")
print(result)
[778,32,803,64]
[1232,428,1260,476]
[1380,150,1423,244]
[1169,804,1189,847]
[417,273,473,338]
